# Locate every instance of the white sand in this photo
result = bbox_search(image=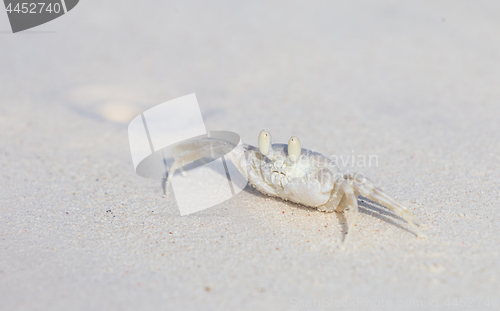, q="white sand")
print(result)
[1,1,499,310]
